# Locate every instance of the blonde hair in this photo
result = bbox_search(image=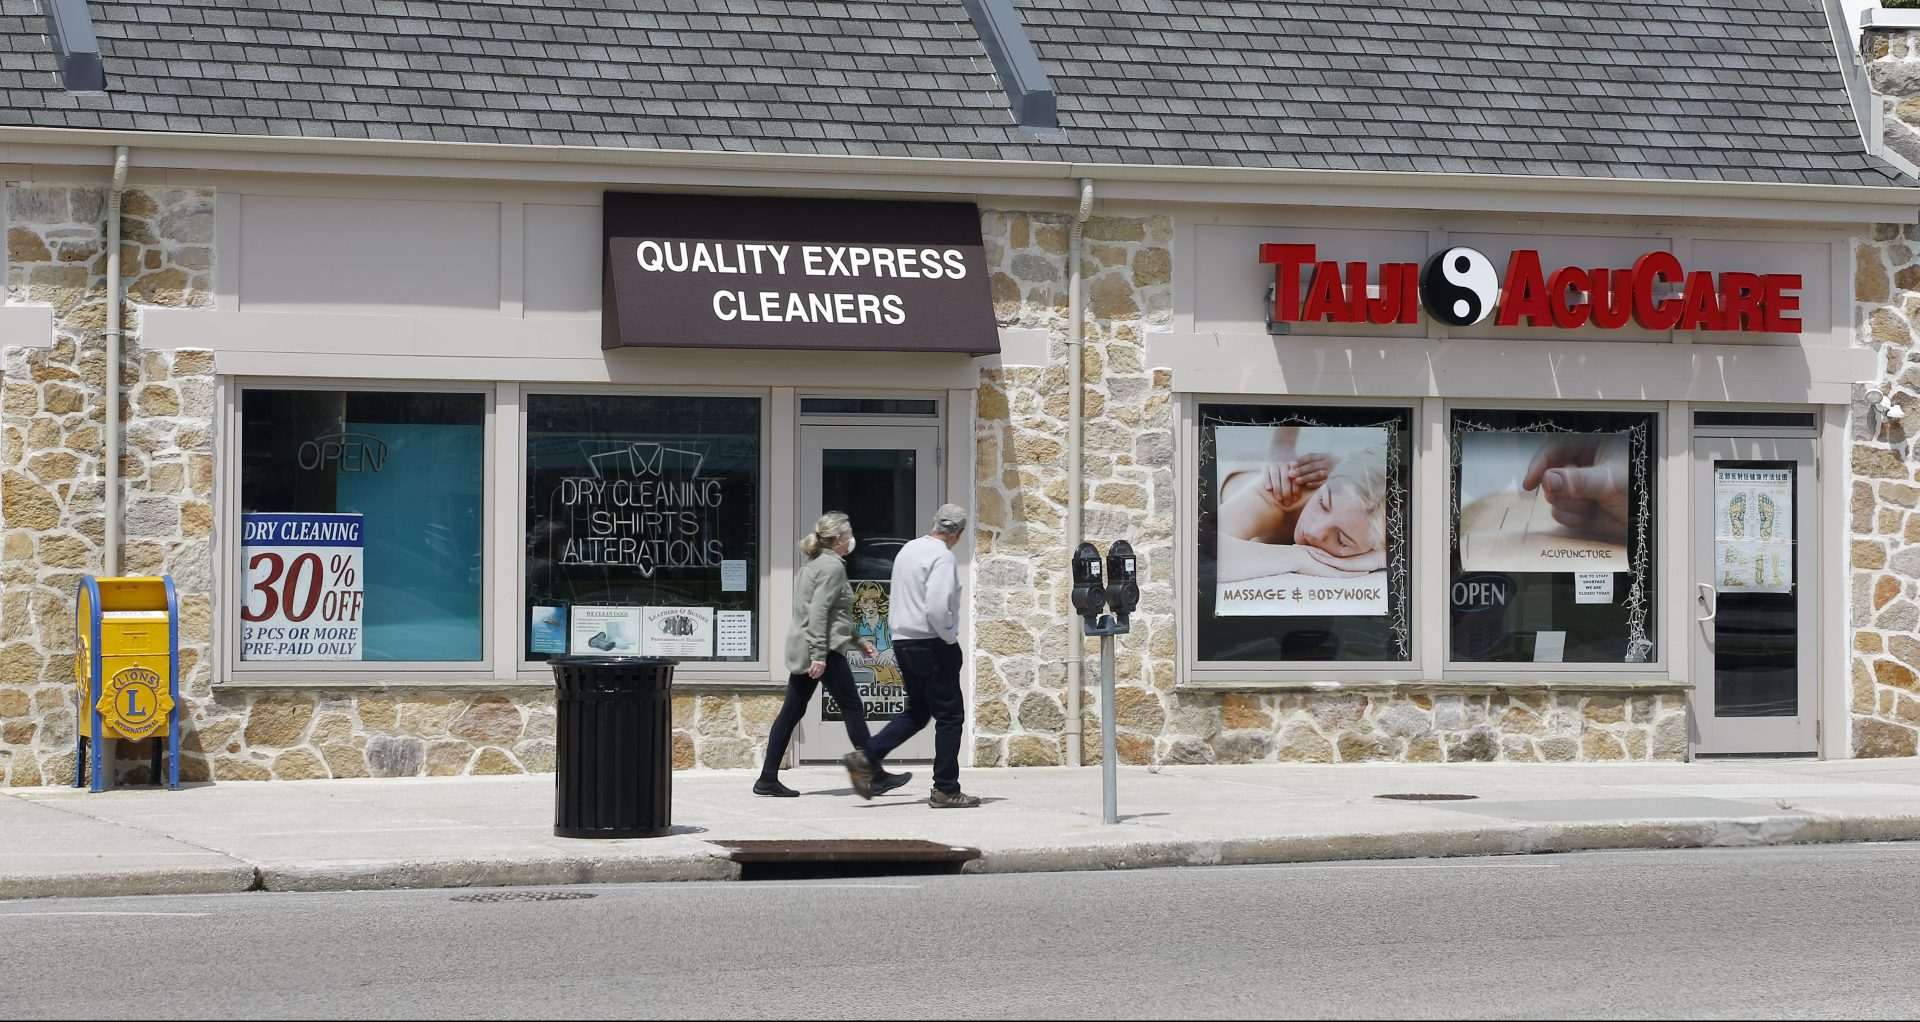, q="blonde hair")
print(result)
[1325,444,1389,550]
[799,511,851,559]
